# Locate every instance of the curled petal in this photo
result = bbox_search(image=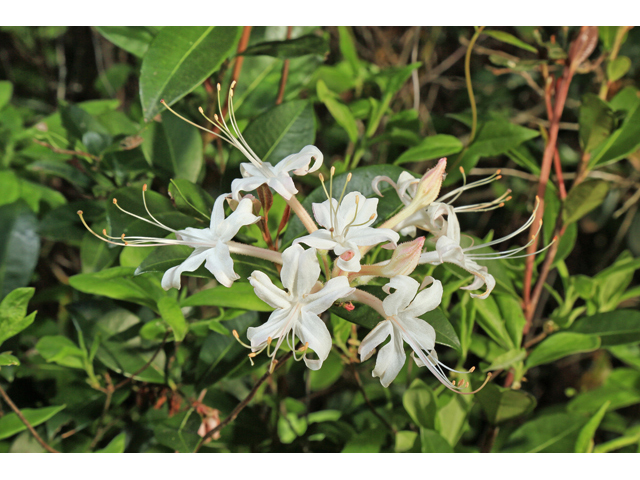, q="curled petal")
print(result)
[372,324,406,388]
[295,230,339,251]
[336,247,362,273]
[371,175,397,197]
[246,307,292,350]
[403,278,443,318]
[304,276,354,314]
[161,247,210,290]
[295,310,332,370]
[231,175,268,201]
[204,243,239,288]
[216,197,260,242]
[249,271,291,309]
[382,276,420,316]
[267,175,298,200]
[275,145,324,176]
[358,320,392,362]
